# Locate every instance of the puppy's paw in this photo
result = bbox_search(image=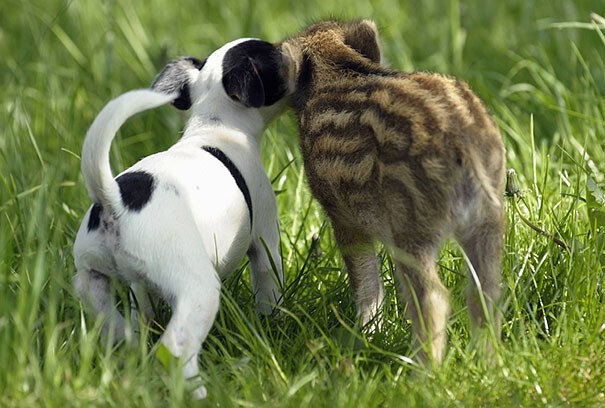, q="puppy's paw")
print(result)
[255,293,283,317]
[255,301,276,316]
[192,385,208,400]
